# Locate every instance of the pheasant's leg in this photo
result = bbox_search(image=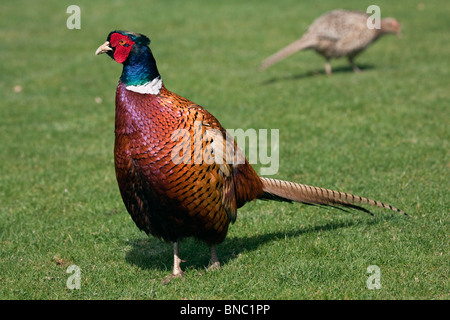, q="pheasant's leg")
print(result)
[349,57,362,73]
[162,241,184,284]
[208,244,221,270]
[325,59,332,75]
[172,241,184,277]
